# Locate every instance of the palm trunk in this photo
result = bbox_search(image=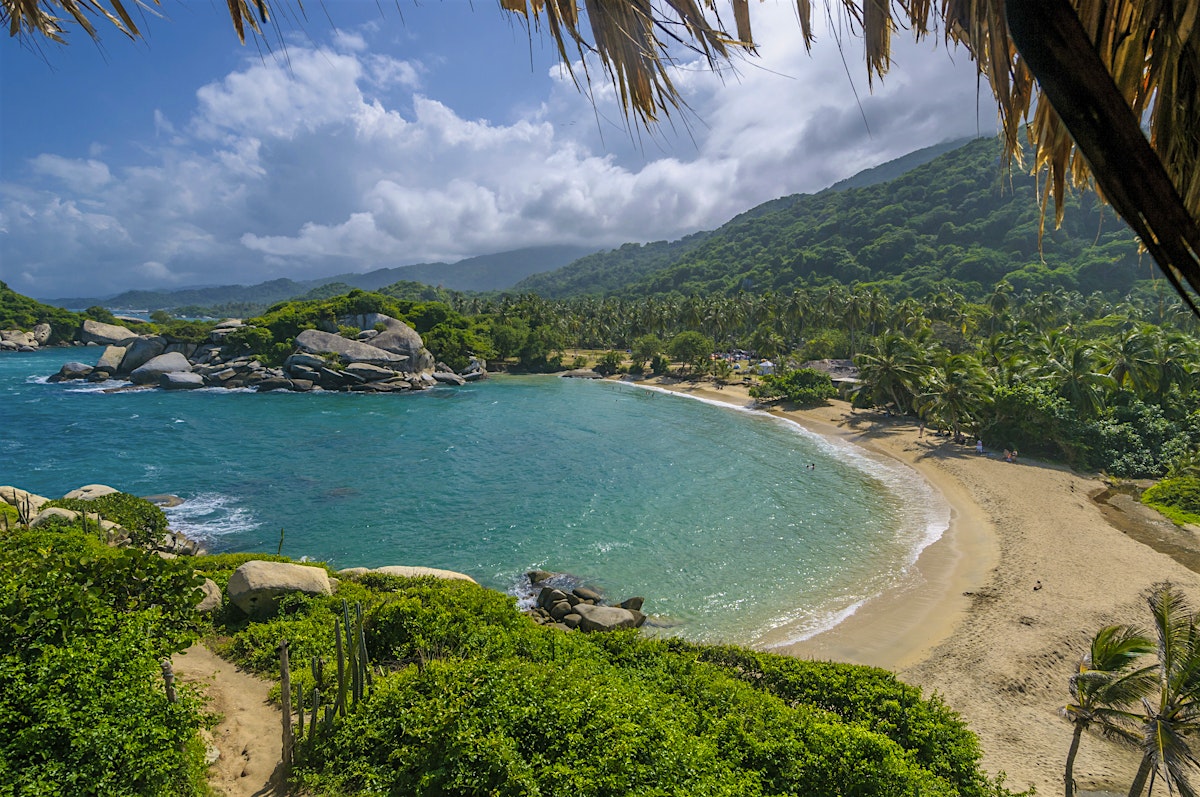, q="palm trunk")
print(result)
[1065,723,1083,797]
[1128,756,1154,797]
